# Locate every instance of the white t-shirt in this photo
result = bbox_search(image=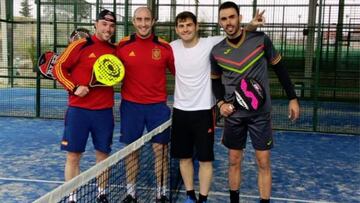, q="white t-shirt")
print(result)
[170,36,224,111]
